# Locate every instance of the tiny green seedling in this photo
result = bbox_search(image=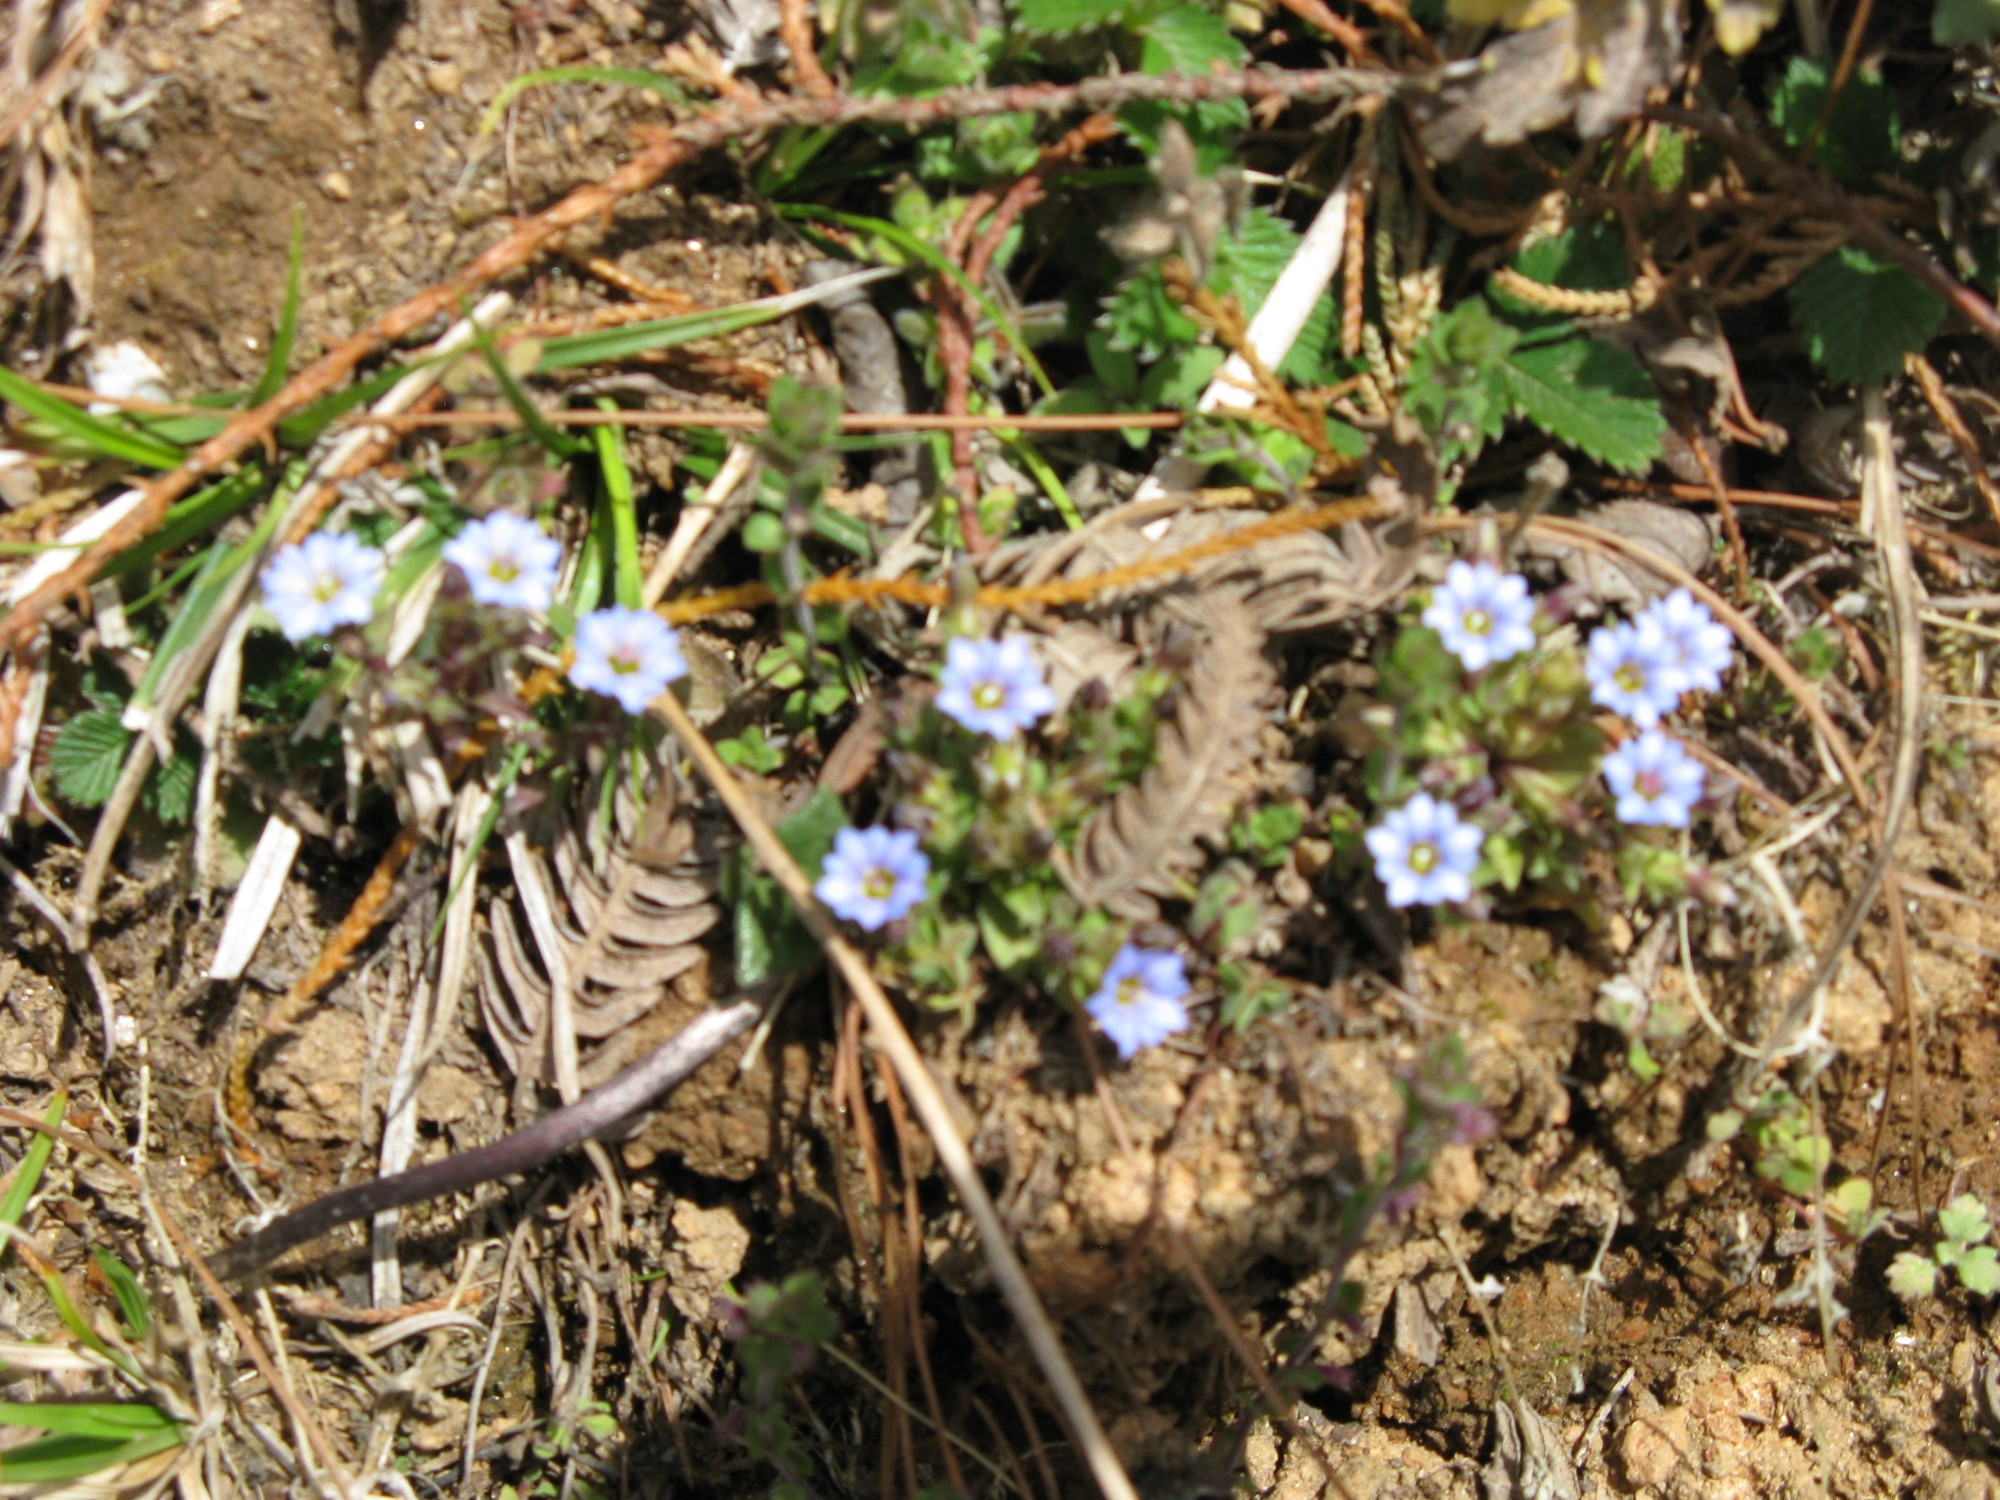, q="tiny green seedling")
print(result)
[1888,1193,2000,1300]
